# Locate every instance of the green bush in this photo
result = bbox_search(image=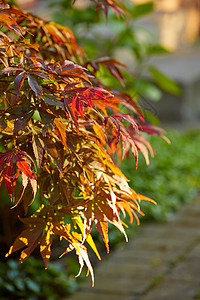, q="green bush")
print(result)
[0,257,77,300]
[120,129,200,221]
